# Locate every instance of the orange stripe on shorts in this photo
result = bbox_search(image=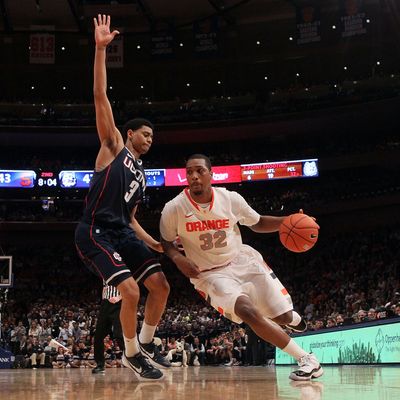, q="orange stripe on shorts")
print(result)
[217,307,224,315]
[281,288,288,296]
